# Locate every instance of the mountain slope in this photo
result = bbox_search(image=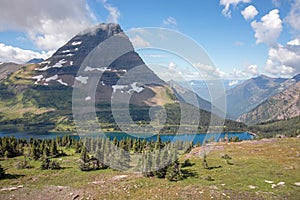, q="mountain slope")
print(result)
[238,81,300,124]
[168,80,227,117]
[226,75,291,119]
[0,23,170,132]
[0,62,22,81]
[249,115,300,137]
[0,23,244,133]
